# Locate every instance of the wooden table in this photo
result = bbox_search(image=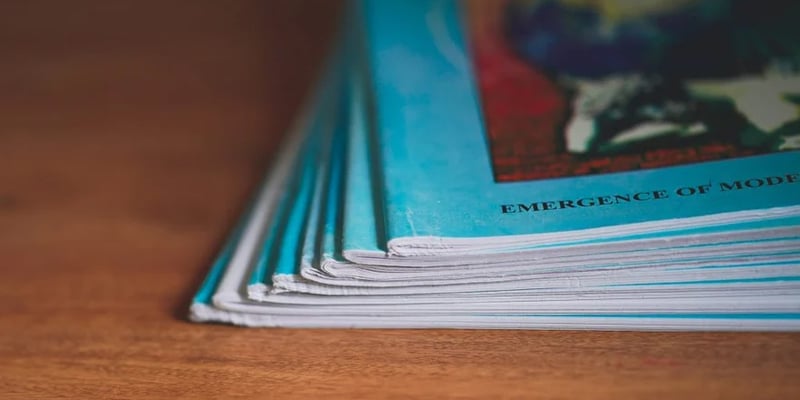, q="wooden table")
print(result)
[1,1,799,398]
